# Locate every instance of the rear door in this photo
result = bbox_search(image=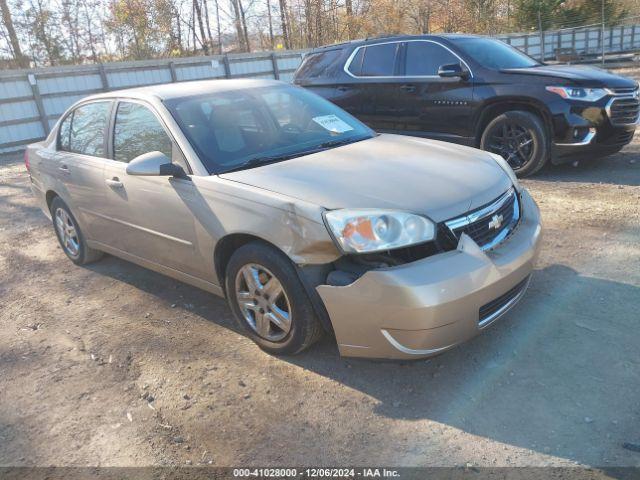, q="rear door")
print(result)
[339,42,403,132]
[394,40,475,144]
[55,101,113,239]
[100,100,208,278]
